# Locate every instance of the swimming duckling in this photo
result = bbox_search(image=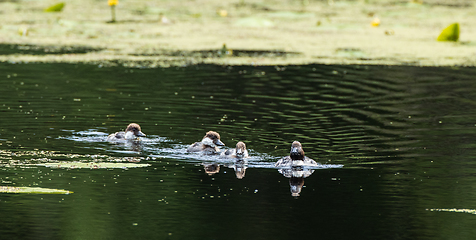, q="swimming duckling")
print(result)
[107,123,146,142]
[221,141,249,159]
[275,141,317,167]
[187,131,225,154]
